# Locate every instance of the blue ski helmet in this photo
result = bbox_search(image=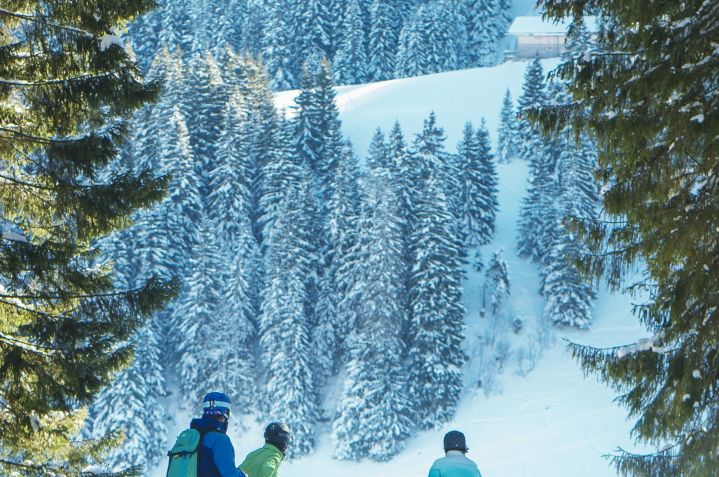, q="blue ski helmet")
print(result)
[443,430,468,453]
[202,392,231,420]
